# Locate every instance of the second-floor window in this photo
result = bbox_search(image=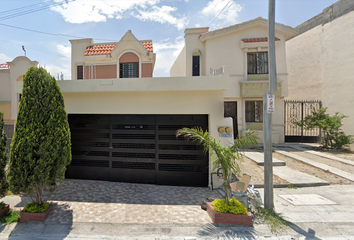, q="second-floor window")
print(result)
[192,55,200,76]
[247,52,268,74]
[77,65,83,79]
[120,62,139,78]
